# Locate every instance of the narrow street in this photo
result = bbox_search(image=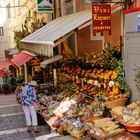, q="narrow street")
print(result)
[0,94,51,140]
